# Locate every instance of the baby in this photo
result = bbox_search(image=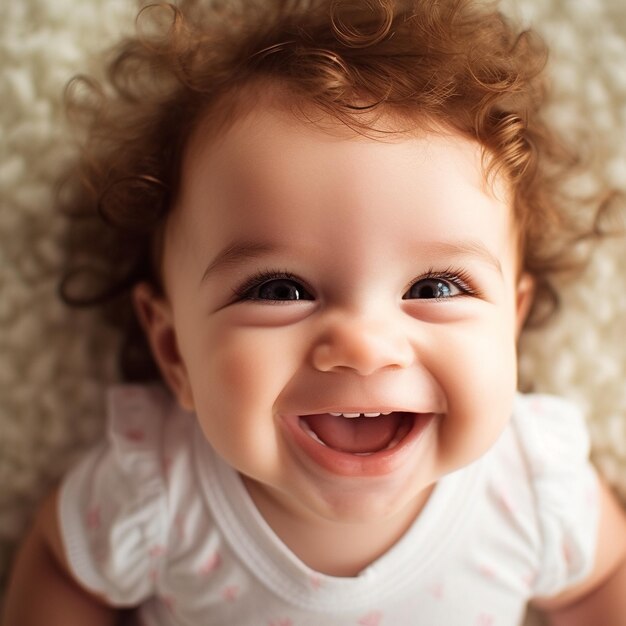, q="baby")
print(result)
[4,0,626,625]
